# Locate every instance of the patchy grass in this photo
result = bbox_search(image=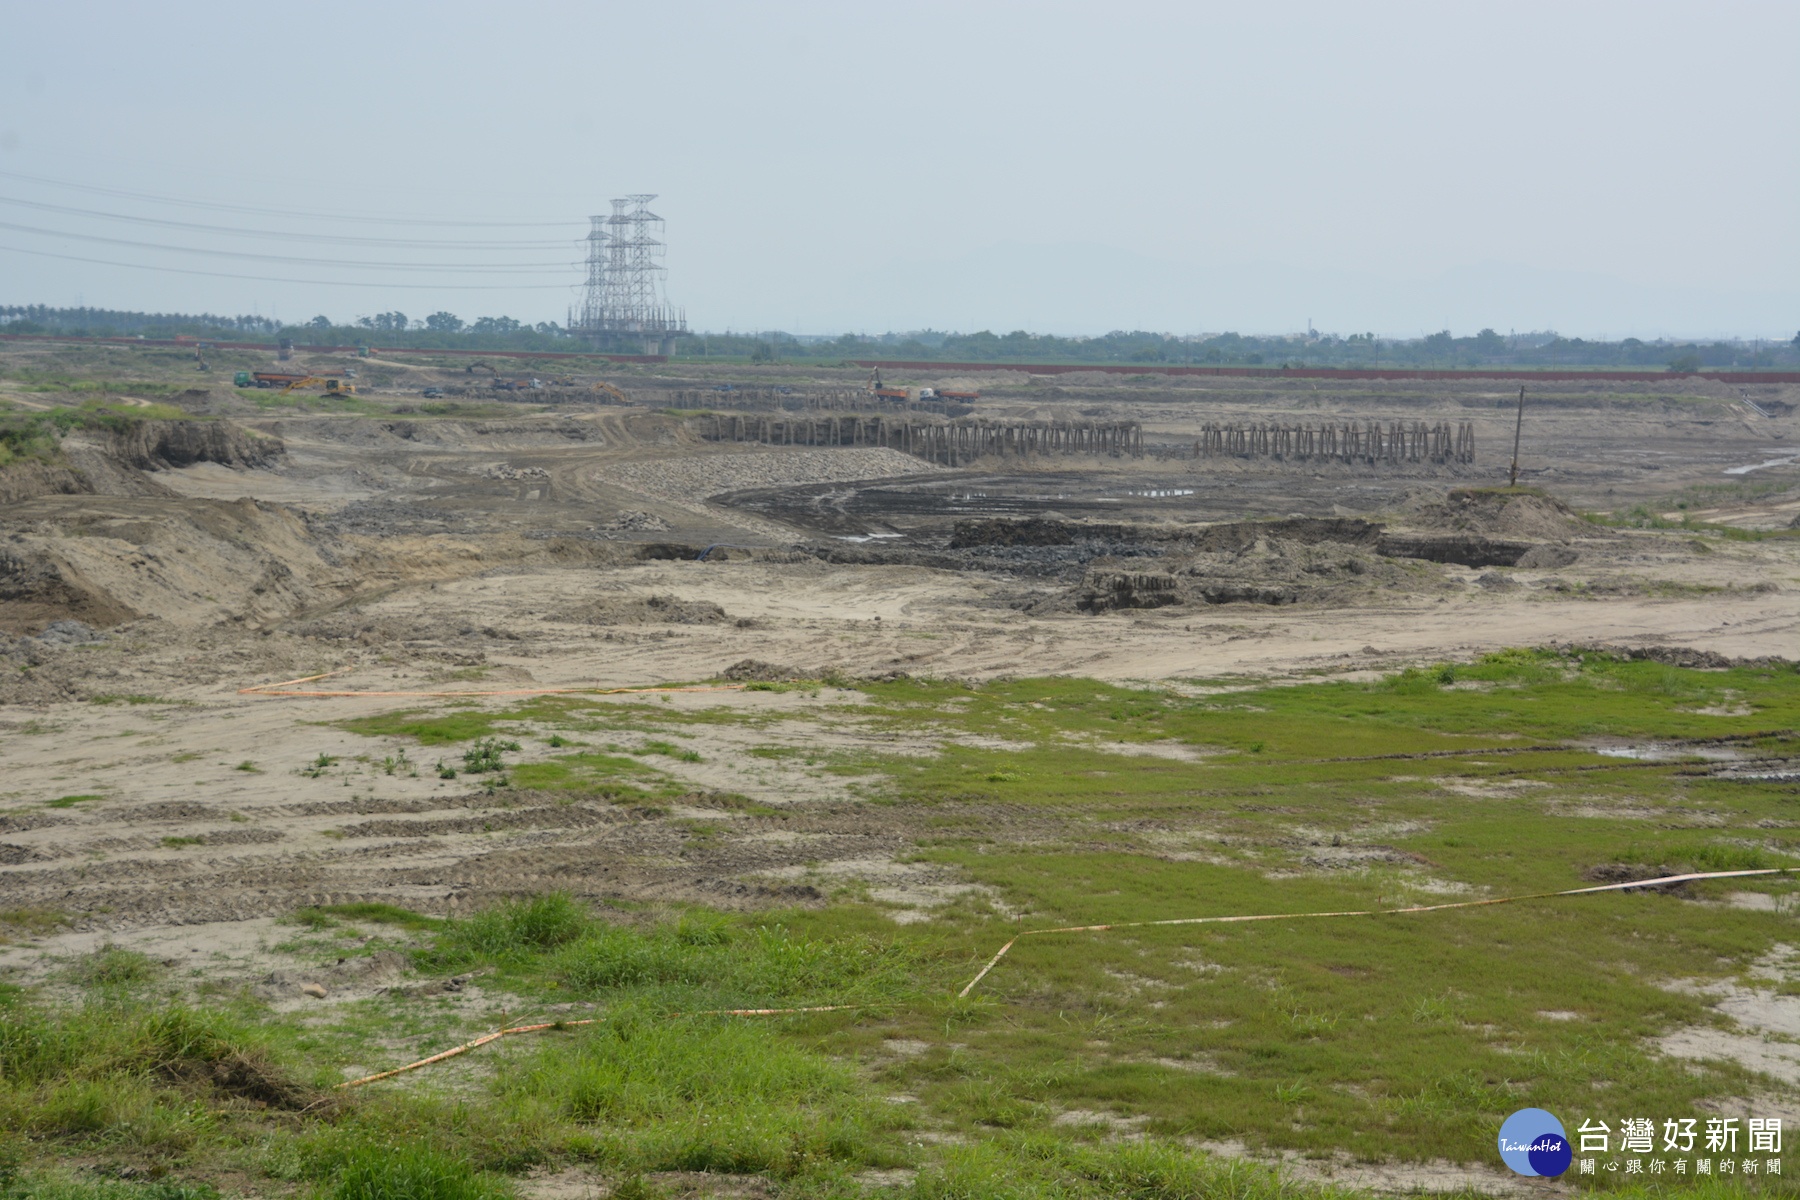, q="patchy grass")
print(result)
[47,794,102,808]
[318,902,447,932]
[340,707,515,745]
[300,753,338,778]
[507,751,670,796]
[66,945,162,988]
[0,908,68,941]
[0,399,190,468]
[12,650,1800,1197]
[639,739,702,763]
